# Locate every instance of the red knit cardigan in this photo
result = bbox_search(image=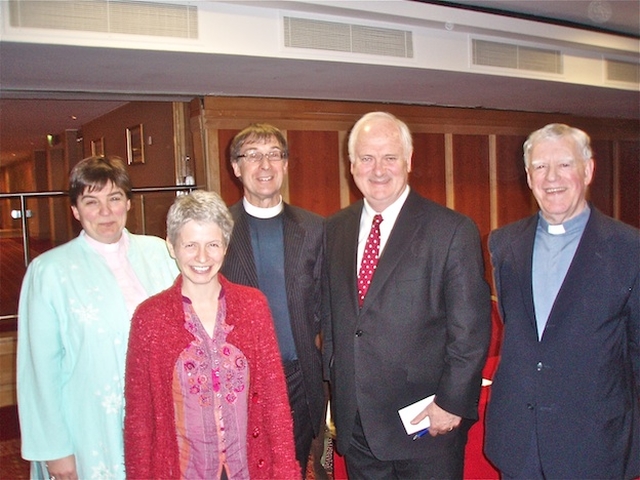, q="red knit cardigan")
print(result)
[124,275,300,479]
